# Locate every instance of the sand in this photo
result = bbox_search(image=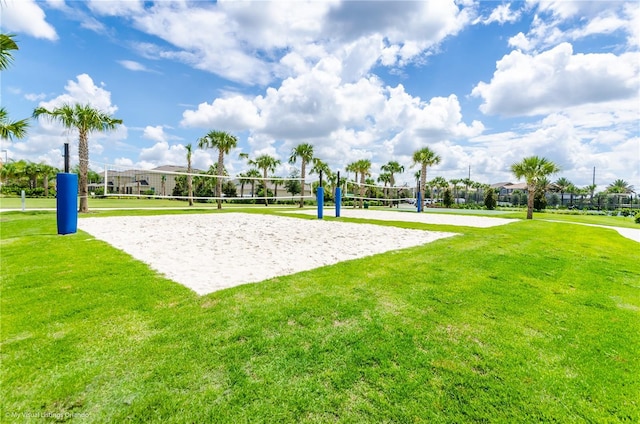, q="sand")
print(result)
[78,213,465,295]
